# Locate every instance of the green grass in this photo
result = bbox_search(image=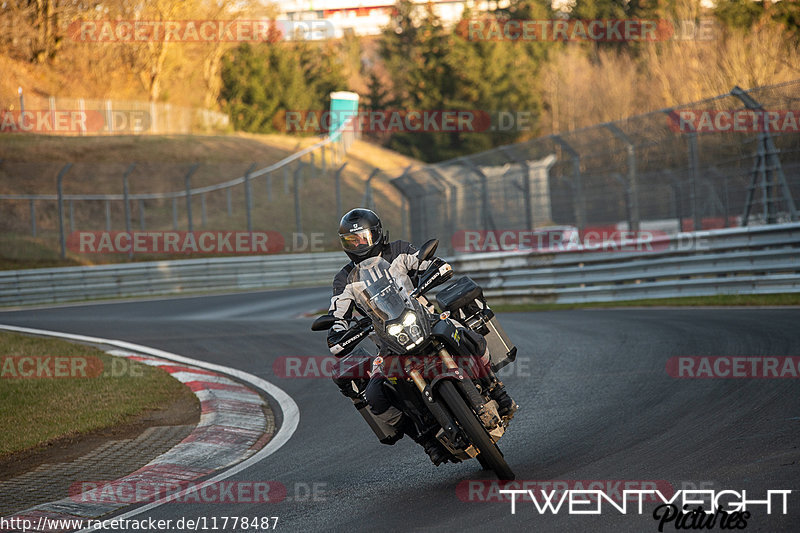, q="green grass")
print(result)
[0,332,196,457]
[492,293,800,312]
